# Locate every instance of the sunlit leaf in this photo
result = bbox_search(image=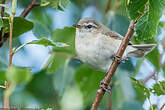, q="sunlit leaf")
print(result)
[151,81,165,96]
[27,37,69,47]
[131,77,150,100]
[133,0,165,42]
[41,0,70,10]
[14,37,69,54]
[126,0,148,21]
